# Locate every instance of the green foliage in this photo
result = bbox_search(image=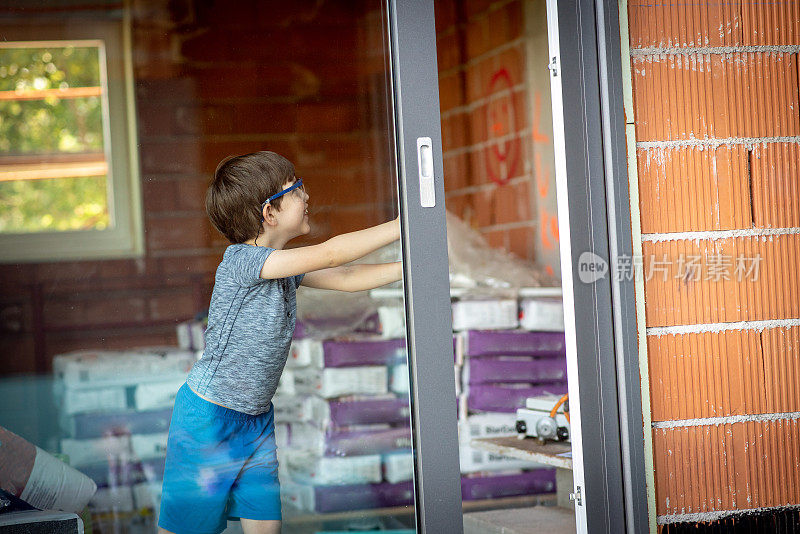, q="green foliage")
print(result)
[0,44,110,234]
[0,46,103,155]
[0,46,100,92]
[0,175,110,233]
[0,97,103,155]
